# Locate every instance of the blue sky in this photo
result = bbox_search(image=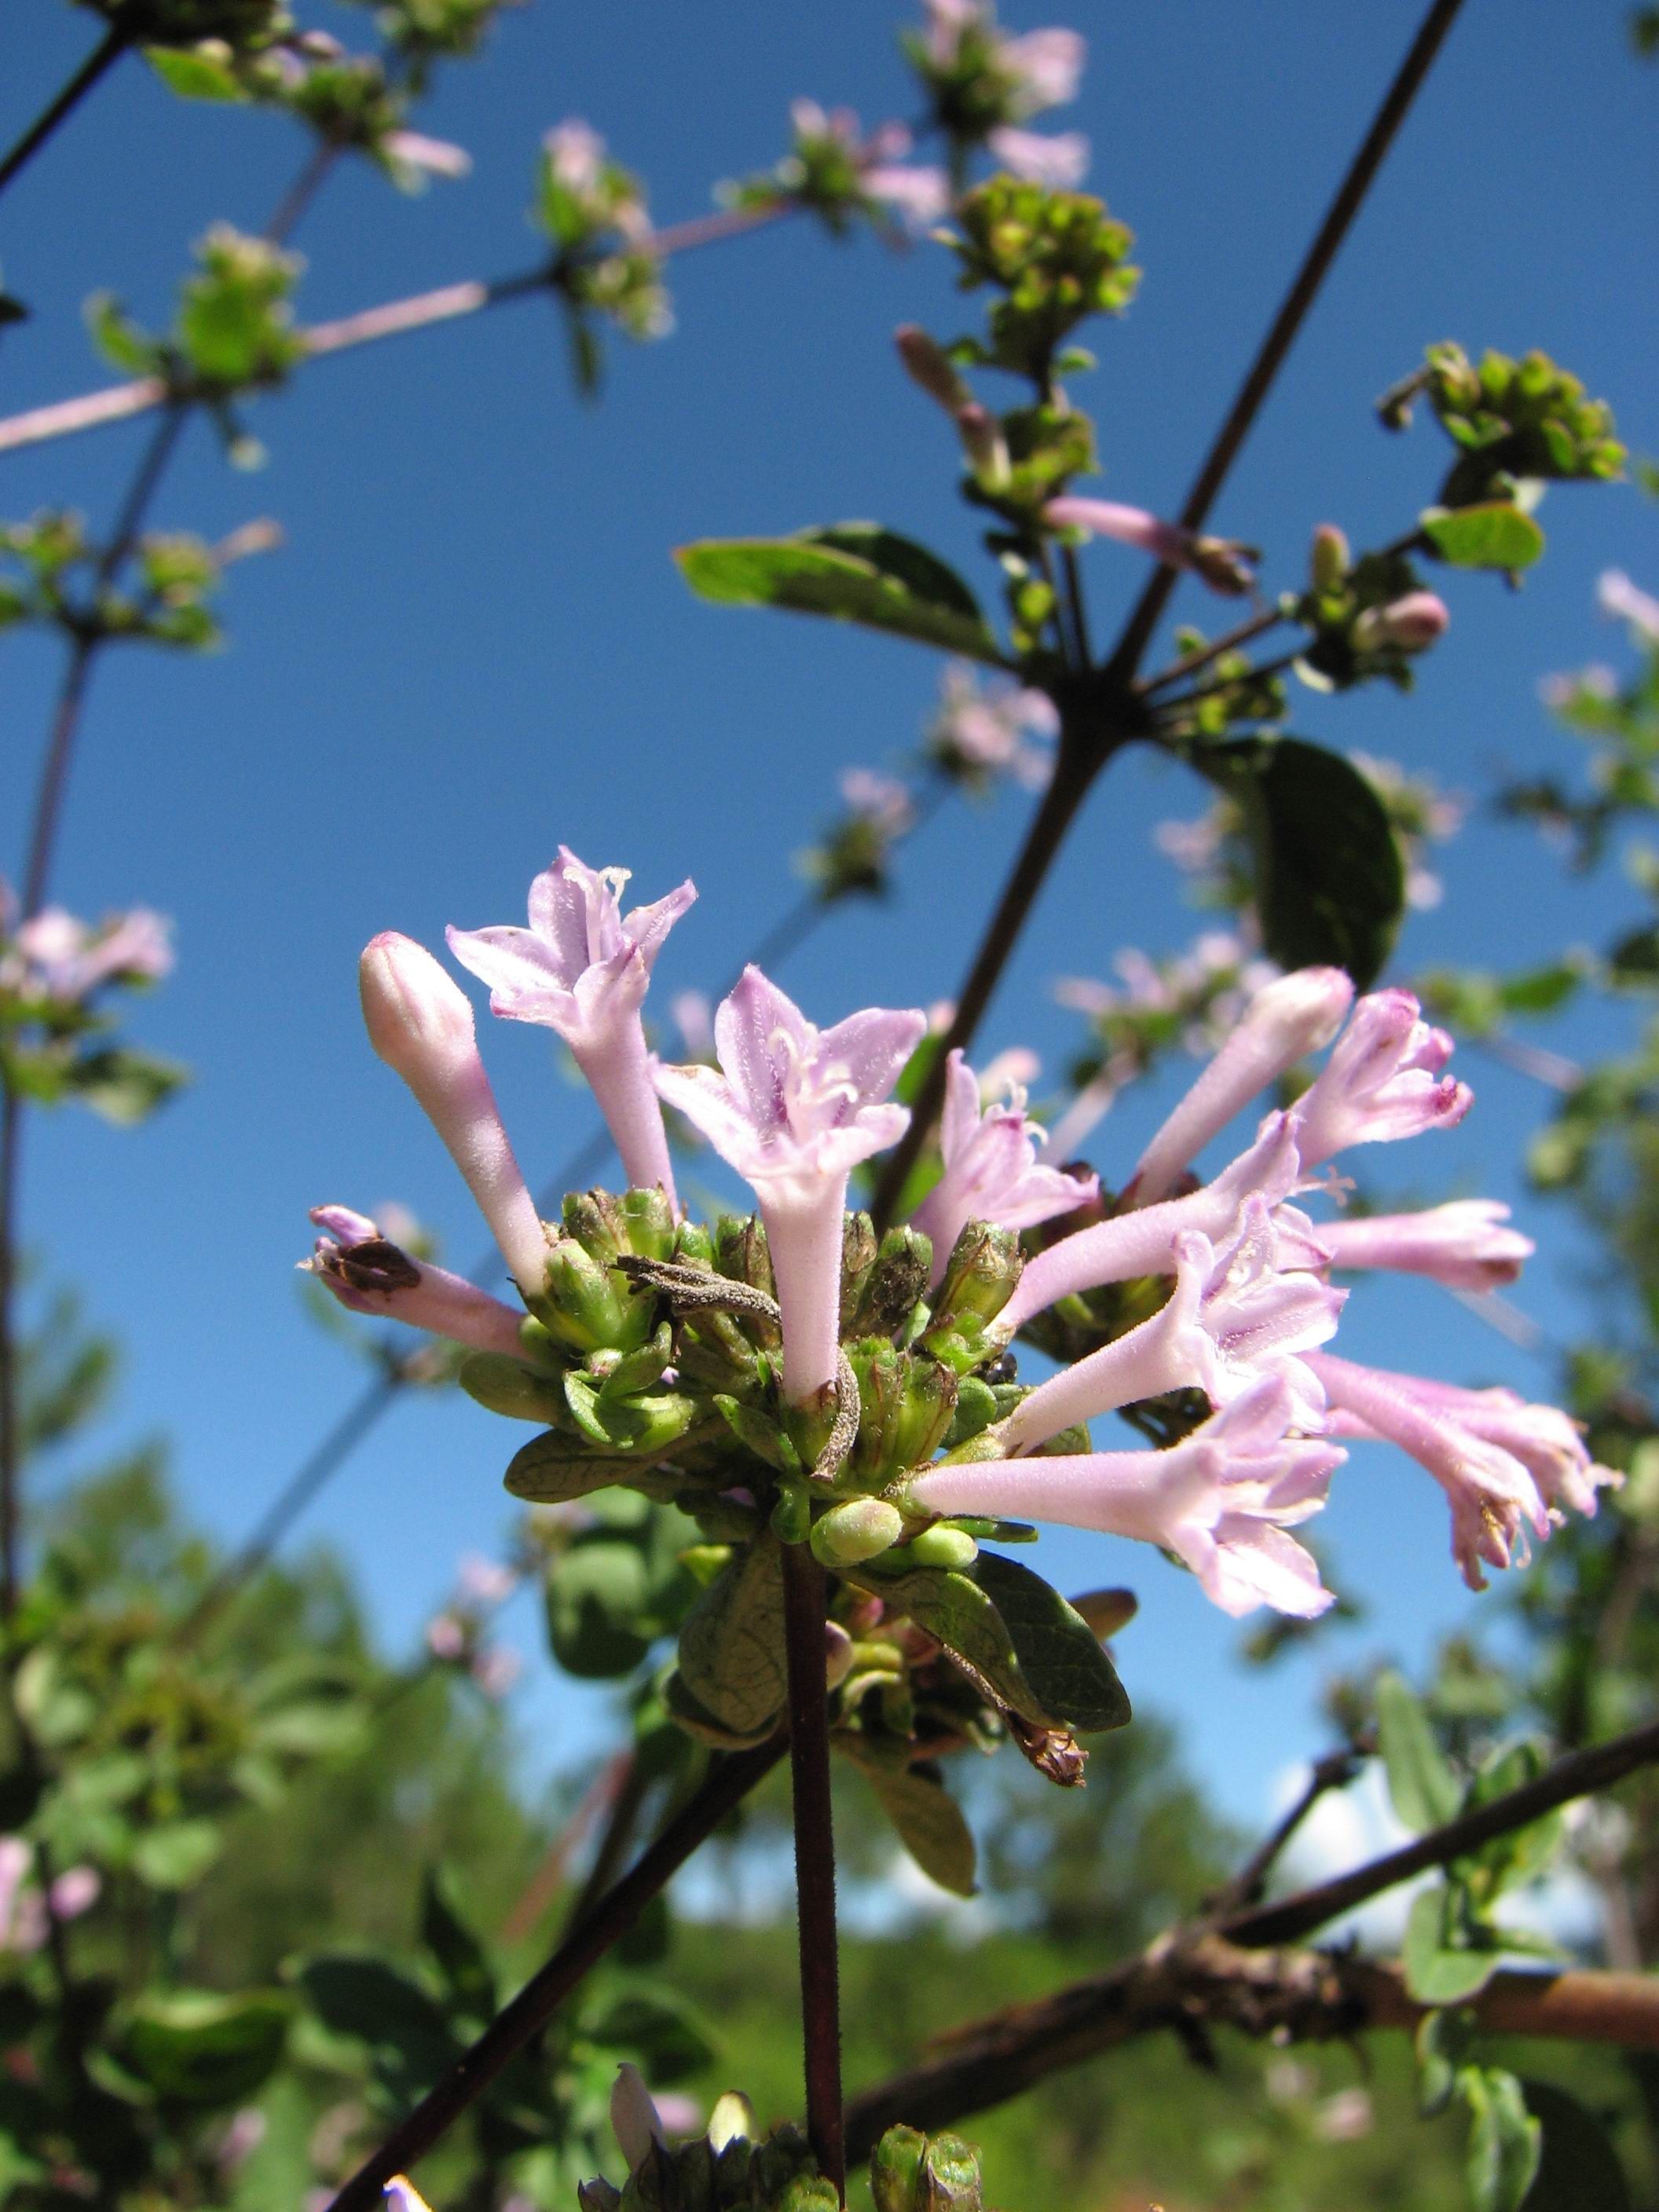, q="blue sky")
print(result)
[2,0,1656,1829]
